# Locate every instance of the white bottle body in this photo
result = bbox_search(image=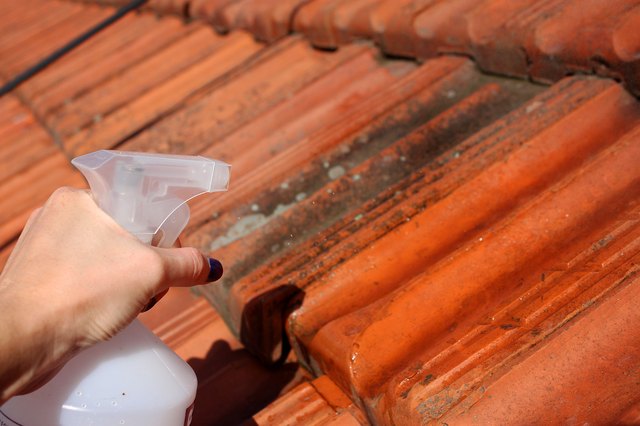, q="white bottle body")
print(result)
[0,320,197,426]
